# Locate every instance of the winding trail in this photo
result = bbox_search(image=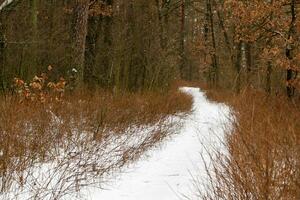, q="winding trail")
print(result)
[81,87,231,200]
